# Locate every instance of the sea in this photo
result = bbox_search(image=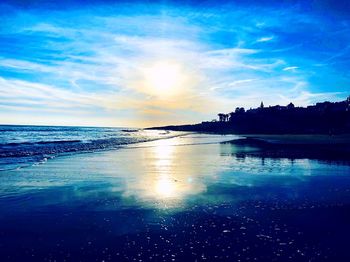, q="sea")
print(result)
[0,125,186,171]
[1,125,350,261]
